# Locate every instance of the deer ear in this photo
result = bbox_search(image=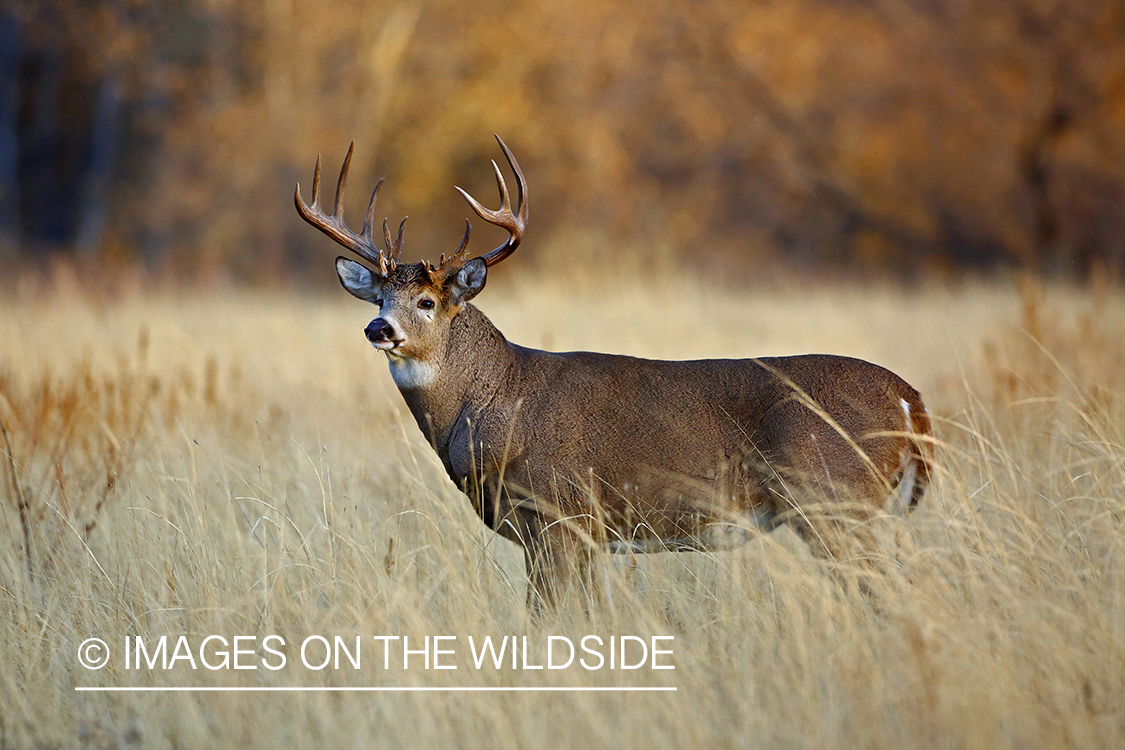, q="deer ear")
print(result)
[335,257,382,303]
[447,258,487,304]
